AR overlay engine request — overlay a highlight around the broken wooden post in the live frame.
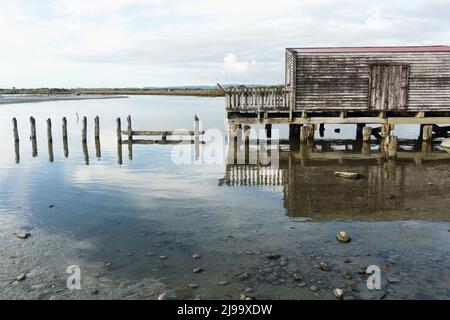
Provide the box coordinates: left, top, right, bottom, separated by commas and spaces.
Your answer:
127, 115, 133, 141
422, 125, 433, 142
381, 123, 391, 138
307, 124, 315, 140
82, 116, 87, 143
116, 118, 122, 144
194, 115, 200, 160
47, 119, 54, 162
47, 118, 53, 143
362, 126, 372, 142
388, 136, 398, 158
300, 125, 308, 143
12, 118, 19, 143
62, 117, 68, 158
30, 117, 36, 140
94, 116, 100, 140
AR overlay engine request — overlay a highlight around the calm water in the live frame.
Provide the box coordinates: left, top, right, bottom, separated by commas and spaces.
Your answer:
0, 95, 449, 300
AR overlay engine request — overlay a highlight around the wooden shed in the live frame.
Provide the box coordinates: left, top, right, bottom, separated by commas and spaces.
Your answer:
285, 46, 450, 112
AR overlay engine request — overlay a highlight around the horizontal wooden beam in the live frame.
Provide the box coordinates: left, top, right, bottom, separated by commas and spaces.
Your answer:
122, 130, 205, 136
122, 139, 205, 145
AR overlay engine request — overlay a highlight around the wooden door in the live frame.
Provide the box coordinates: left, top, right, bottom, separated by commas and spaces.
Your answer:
369, 65, 410, 111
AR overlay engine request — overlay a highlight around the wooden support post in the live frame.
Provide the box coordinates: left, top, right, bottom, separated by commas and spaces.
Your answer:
306, 125, 315, 140
194, 115, 200, 161
381, 123, 391, 138
116, 118, 122, 144
47, 119, 54, 162
422, 125, 433, 142
30, 117, 36, 140
300, 125, 308, 143
362, 126, 372, 142
82, 140, 89, 165
362, 142, 371, 156
127, 115, 133, 141
82, 116, 87, 143
94, 116, 100, 140
47, 118, 53, 143
243, 125, 251, 145
62, 117, 68, 158
12, 118, 19, 143
356, 123, 365, 140
388, 136, 398, 159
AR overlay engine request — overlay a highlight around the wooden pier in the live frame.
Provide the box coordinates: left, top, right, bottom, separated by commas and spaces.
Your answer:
223, 46, 450, 148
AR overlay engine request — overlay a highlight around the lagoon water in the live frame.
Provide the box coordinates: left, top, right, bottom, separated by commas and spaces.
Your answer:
0, 95, 449, 300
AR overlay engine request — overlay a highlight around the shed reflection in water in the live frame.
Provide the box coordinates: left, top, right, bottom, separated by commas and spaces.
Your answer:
221, 139, 450, 221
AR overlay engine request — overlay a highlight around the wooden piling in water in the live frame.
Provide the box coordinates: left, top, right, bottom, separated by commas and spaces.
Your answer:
94, 116, 100, 140
381, 123, 391, 138
300, 125, 308, 143
388, 136, 398, 158
362, 126, 372, 142
12, 118, 19, 143
82, 140, 89, 165
127, 115, 133, 141
194, 115, 200, 161
82, 116, 87, 143
422, 125, 433, 141
62, 117, 68, 158
47, 119, 54, 162
14, 142, 20, 164
116, 118, 122, 144
30, 117, 36, 140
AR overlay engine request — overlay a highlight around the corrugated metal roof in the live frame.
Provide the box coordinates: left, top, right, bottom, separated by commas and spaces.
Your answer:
291, 46, 450, 53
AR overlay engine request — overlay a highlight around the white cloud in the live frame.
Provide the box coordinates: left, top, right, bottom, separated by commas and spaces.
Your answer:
0, 0, 450, 87
223, 54, 256, 74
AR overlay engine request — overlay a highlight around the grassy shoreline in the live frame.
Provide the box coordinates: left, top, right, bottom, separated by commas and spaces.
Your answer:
0, 88, 225, 97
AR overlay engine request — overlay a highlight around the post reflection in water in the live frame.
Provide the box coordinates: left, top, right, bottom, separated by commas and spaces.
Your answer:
14, 142, 20, 164
82, 141, 89, 165
221, 139, 450, 221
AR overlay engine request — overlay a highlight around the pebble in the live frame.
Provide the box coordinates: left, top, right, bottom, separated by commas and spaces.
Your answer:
297, 282, 306, 288
310, 286, 319, 292
343, 271, 353, 280
279, 258, 288, 266
319, 262, 330, 272
218, 281, 228, 286
336, 231, 351, 243
238, 273, 249, 281
105, 263, 112, 267
17, 232, 31, 239
89, 288, 99, 295
293, 272, 302, 281
16, 273, 26, 282
159, 255, 168, 259
188, 283, 199, 289
344, 258, 352, 263
158, 292, 177, 300
192, 267, 202, 273
192, 254, 201, 260
333, 288, 344, 299
48, 205, 55, 208
244, 287, 254, 293
267, 254, 281, 260
388, 276, 401, 284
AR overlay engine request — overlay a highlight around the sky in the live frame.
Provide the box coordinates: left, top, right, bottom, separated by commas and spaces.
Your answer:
1, 0, 450, 88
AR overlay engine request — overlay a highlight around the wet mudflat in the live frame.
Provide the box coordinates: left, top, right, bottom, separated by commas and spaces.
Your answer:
0, 96, 449, 300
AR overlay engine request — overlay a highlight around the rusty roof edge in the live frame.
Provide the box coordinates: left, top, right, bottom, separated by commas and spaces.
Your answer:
287, 45, 450, 53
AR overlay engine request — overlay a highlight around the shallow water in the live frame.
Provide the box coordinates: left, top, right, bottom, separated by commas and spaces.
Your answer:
0, 95, 449, 300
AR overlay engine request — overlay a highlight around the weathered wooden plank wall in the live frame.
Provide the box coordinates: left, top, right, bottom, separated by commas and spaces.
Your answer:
292, 51, 450, 111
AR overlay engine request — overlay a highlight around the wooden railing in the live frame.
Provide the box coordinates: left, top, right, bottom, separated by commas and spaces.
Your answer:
225, 87, 292, 110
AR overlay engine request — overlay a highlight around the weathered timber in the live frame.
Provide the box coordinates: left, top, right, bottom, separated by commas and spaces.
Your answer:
127, 115, 132, 141
82, 116, 87, 143
422, 125, 433, 141
116, 118, 122, 144
30, 117, 36, 140
12, 118, 19, 143
47, 119, 54, 162
94, 116, 100, 140
62, 117, 68, 158
388, 136, 399, 158
363, 127, 372, 142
